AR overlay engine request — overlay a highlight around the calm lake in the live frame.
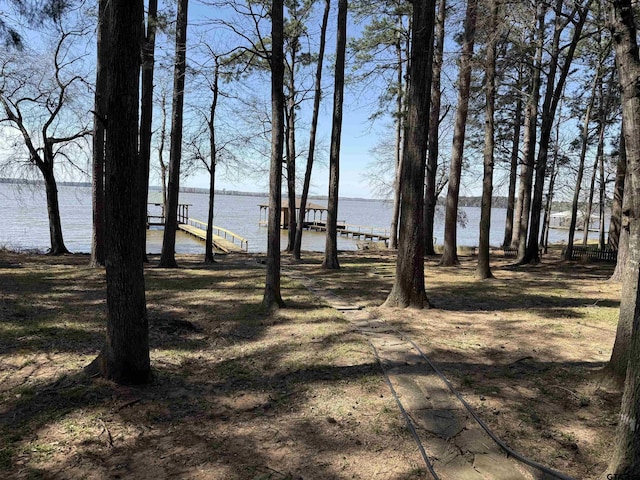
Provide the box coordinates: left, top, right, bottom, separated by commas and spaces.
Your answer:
0, 183, 598, 254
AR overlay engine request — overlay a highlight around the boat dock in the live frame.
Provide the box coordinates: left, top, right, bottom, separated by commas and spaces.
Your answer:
306, 221, 390, 245
257, 218, 390, 247
178, 218, 248, 253
147, 202, 248, 254
258, 199, 389, 246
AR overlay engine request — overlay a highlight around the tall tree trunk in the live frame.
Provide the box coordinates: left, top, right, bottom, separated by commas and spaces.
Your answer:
513, 3, 545, 253
611, 162, 630, 281
139, 0, 158, 262
609, 151, 632, 370
502, 68, 523, 248
439, 0, 477, 267
42, 165, 69, 255
511, 14, 547, 249
285, 47, 297, 252
90, 0, 108, 267
476, 0, 499, 280
564, 71, 599, 261
542, 100, 564, 254
86, 0, 150, 385
583, 131, 602, 245
205, 60, 220, 264
262, 0, 285, 309
158, 93, 168, 217
424, 0, 446, 255
285, 109, 296, 252
159, 0, 189, 268
523, 0, 591, 264
609, 129, 626, 250
384, 0, 435, 308
541, 146, 559, 254
604, 1, 640, 474
605, 142, 638, 372
293, 0, 330, 260
389, 17, 405, 251
322, 0, 347, 270
599, 129, 606, 250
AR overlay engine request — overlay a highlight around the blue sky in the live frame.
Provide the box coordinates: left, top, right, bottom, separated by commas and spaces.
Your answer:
176, 1, 399, 200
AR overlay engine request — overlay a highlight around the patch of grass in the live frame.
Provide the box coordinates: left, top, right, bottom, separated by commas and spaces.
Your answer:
460, 374, 475, 387
14, 385, 37, 398
0, 445, 14, 470
475, 384, 500, 396
29, 442, 57, 458
214, 358, 258, 382
405, 465, 428, 478
358, 373, 383, 393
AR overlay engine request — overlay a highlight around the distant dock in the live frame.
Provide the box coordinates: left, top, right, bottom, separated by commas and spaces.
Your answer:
306, 221, 390, 245
258, 199, 390, 246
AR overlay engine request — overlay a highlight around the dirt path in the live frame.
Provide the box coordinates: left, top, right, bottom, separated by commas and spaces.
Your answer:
285, 268, 575, 480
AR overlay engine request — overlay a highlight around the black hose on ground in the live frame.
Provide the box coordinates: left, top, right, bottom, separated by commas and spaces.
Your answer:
368, 340, 440, 480
401, 333, 577, 480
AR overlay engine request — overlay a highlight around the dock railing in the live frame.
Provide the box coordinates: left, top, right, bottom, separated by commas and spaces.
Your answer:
188, 218, 249, 252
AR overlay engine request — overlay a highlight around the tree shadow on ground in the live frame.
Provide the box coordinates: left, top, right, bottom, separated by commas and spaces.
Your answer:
0, 250, 621, 479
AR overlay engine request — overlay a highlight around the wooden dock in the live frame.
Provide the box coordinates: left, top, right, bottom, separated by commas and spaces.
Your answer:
256, 199, 390, 246
257, 219, 391, 246
306, 221, 390, 245
146, 202, 248, 254
178, 218, 248, 253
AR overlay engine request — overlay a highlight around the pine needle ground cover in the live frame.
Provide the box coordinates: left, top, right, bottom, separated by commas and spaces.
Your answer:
0, 249, 621, 479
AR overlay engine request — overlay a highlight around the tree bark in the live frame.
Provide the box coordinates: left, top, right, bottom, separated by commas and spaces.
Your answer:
160, 0, 189, 268
42, 165, 68, 255
609, 129, 626, 250
383, 0, 435, 309
513, 4, 545, 253
139, 0, 158, 262
439, 0, 477, 267
476, 0, 499, 280
294, 0, 330, 260
608, 219, 635, 383
604, 0, 640, 474
158, 93, 168, 216
86, 0, 151, 385
285, 52, 297, 252
502, 69, 522, 248
598, 119, 606, 250
262, 0, 285, 309
322, 0, 347, 270
541, 146, 559, 253
612, 145, 630, 282
389, 16, 405, 251
582, 129, 602, 246
90, 0, 108, 267
424, 0, 446, 256
608, 144, 632, 368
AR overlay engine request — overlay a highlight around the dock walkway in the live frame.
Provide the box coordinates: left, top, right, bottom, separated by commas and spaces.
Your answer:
306, 221, 390, 245
178, 218, 248, 253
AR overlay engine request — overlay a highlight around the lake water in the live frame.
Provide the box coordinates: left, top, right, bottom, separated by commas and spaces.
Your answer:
0, 183, 599, 254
